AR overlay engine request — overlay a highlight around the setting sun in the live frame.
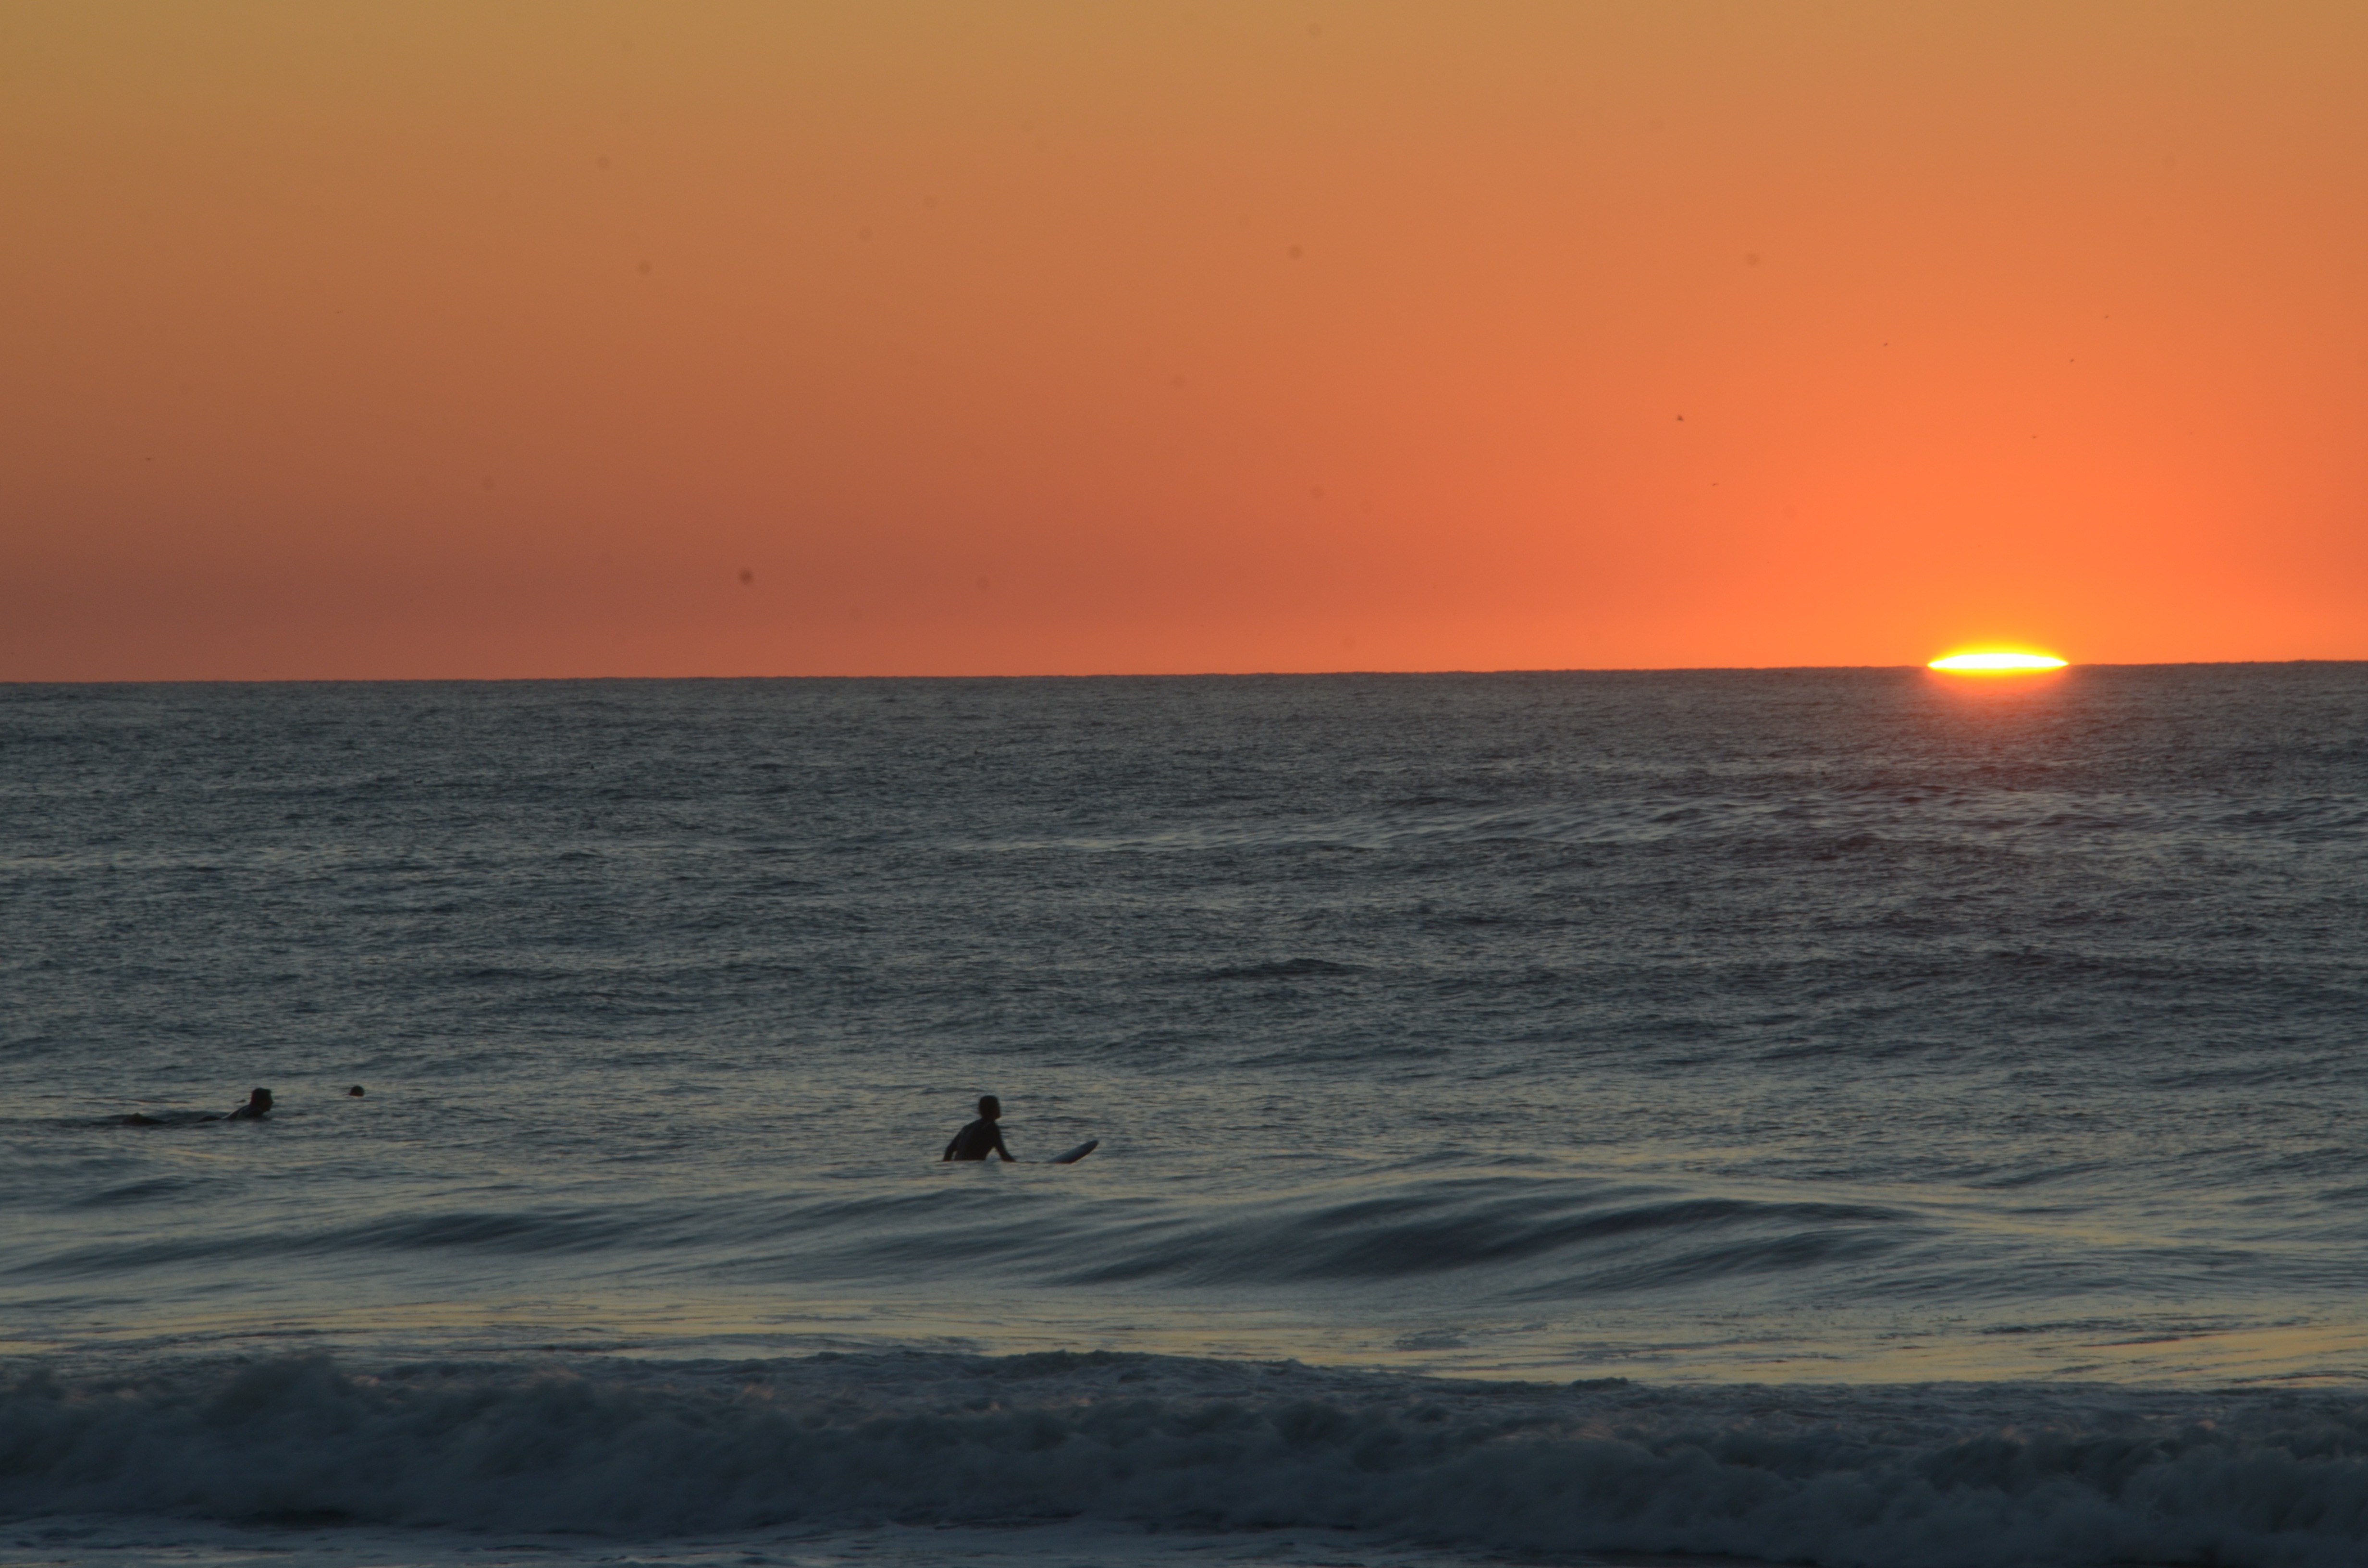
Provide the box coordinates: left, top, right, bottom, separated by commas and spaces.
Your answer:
1927, 652, 2071, 673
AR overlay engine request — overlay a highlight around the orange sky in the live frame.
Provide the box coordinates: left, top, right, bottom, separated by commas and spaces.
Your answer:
5, 1, 2365, 678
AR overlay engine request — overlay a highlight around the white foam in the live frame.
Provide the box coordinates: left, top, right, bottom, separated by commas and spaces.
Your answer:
5, 1351, 2366, 1568
0, 1514, 1549, 1568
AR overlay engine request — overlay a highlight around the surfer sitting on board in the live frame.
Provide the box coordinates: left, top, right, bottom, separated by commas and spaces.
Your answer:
942, 1095, 1015, 1162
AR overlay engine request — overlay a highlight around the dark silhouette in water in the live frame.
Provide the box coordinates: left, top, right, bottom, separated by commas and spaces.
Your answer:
121, 1087, 273, 1126
942, 1095, 1014, 1162
347, 1085, 365, 1097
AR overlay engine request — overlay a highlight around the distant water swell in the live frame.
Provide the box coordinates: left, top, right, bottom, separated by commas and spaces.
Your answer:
4, 1172, 1949, 1301
4, 1352, 2366, 1568
17, 1164, 2341, 1323
962, 787, 2368, 857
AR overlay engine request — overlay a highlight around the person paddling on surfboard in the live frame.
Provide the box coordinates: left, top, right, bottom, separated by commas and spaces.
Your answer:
942, 1095, 1015, 1162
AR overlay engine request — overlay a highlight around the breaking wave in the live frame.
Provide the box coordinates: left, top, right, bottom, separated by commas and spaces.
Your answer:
5, 1351, 2367, 1568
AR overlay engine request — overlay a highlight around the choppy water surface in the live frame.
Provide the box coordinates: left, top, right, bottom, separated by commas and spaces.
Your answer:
5, 667, 2367, 1567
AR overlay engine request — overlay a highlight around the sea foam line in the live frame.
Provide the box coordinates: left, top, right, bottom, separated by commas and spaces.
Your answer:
3, 1351, 2366, 1568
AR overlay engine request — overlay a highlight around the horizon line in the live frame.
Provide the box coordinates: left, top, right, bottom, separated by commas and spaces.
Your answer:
5, 658, 2361, 687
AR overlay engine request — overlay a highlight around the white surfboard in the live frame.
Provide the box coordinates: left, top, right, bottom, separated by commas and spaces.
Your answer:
1048, 1139, 1099, 1165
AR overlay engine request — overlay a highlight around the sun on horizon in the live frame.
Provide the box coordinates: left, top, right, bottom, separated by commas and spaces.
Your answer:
1927, 651, 2070, 673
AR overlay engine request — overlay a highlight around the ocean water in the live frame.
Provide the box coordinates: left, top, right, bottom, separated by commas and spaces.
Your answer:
4, 666, 2367, 1568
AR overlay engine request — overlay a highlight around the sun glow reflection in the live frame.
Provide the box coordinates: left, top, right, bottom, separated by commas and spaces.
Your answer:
1927, 651, 2068, 674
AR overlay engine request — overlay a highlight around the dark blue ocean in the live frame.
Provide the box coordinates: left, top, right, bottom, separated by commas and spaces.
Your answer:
5, 667, 2367, 1568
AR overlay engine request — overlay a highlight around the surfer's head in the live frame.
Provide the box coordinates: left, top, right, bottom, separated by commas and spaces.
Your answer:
977, 1095, 1001, 1120
248, 1089, 273, 1112
347, 1085, 365, 1097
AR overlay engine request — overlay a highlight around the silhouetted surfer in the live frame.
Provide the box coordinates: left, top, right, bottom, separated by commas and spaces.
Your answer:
942, 1095, 1014, 1162
121, 1087, 273, 1126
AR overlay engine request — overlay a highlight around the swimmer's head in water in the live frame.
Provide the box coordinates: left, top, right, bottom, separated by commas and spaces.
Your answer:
977, 1095, 1001, 1119
248, 1089, 272, 1112
347, 1085, 364, 1097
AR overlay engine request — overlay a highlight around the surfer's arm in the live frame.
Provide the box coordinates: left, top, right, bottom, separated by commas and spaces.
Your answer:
992, 1127, 1014, 1162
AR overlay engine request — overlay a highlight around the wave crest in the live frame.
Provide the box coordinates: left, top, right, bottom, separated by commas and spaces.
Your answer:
5, 1352, 2367, 1567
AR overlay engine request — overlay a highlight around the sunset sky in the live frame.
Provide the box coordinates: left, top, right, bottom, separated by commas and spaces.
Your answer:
5, 1, 2364, 679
